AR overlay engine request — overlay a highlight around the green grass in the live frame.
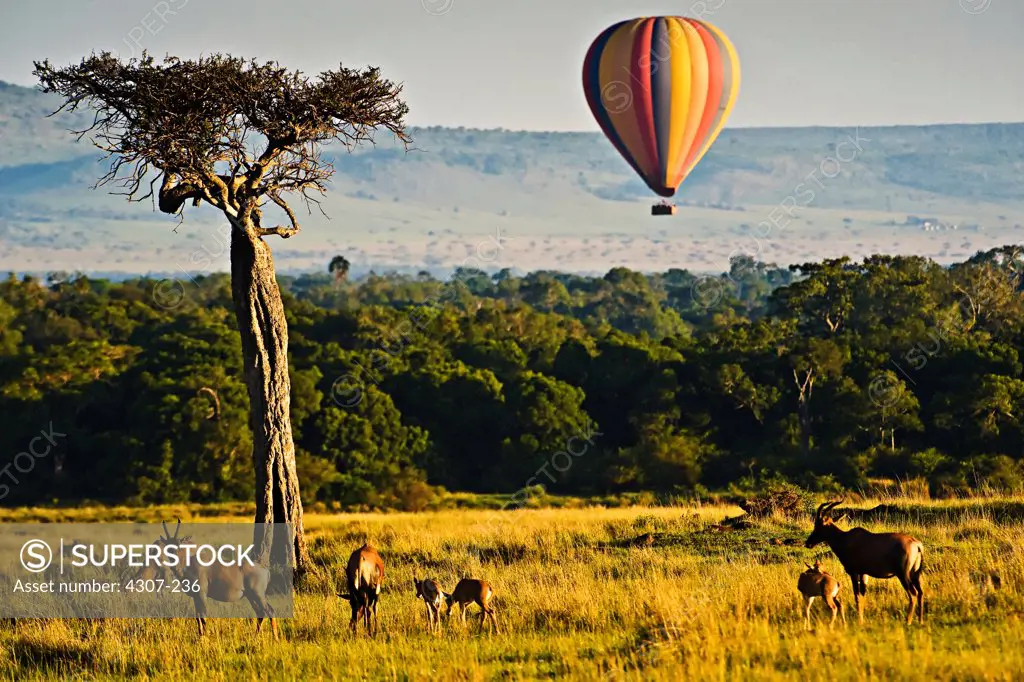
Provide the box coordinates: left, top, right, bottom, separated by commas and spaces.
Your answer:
2, 499, 1023, 680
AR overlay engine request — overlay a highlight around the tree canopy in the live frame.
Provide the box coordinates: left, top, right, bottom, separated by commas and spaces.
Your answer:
33, 52, 409, 234
3, 247, 1024, 509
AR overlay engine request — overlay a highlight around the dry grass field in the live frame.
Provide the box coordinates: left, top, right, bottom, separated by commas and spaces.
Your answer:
1, 497, 1023, 680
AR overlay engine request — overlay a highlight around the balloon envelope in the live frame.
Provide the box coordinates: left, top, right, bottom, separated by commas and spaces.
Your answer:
582, 17, 741, 198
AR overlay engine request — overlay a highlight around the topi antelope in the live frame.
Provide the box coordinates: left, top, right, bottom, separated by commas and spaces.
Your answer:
338, 544, 384, 636
158, 519, 279, 640
445, 578, 499, 633
413, 577, 445, 633
805, 500, 924, 624
797, 561, 845, 630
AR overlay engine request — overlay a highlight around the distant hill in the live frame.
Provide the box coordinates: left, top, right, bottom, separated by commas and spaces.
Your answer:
1, 80, 1023, 277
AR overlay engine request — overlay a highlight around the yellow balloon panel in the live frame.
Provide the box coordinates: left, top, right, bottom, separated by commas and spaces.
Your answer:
583, 17, 741, 198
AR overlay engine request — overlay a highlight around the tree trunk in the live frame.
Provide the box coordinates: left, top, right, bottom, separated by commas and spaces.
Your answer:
798, 397, 811, 463
230, 227, 311, 582
794, 369, 814, 465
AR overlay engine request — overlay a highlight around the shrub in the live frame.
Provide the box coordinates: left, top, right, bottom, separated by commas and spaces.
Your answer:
738, 481, 814, 518
931, 455, 1024, 497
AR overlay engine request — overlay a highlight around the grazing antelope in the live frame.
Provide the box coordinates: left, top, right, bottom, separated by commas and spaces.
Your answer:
338, 544, 384, 636
445, 578, 498, 633
158, 520, 279, 640
125, 551, 176, 584
805, 500, 924, 624
413, 577, 445, 633
798, 561, 845, 630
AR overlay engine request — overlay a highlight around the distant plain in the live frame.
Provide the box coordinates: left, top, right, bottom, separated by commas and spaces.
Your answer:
1, 81, 1023, 278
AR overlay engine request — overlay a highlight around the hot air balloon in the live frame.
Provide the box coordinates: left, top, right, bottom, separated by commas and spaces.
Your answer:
582, 17, 741, 216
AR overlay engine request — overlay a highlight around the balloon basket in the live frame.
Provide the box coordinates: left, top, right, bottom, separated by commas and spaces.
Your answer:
651, 203, 677, 216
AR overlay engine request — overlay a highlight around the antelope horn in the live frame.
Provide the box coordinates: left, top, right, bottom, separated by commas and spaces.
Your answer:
821, 499, 844, 518
174, 518, 182, 540
162, 521, 171, 541
814, 502, 831, 520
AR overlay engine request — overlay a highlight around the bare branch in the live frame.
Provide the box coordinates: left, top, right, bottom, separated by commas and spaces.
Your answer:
256, 192, 301, 238
257, 225, 301, 239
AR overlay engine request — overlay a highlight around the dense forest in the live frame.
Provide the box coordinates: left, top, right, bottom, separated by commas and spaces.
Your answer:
2, 246, 1024, 509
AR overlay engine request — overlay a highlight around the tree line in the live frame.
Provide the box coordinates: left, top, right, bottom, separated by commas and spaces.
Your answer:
2, 246, 1023, 509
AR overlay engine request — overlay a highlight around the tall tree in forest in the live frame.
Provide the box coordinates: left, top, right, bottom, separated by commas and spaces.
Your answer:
329, 255, 351, 285
33, 52, 409, 580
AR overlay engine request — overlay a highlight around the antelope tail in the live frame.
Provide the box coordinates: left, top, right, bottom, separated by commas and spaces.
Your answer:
908, 543, 924, 575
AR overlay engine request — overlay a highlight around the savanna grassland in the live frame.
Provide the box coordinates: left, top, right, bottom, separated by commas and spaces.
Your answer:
1, 498, 1022, 681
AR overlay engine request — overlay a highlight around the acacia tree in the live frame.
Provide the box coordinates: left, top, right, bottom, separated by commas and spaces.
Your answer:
328, 255, 351, 284
33, 52, 409, 579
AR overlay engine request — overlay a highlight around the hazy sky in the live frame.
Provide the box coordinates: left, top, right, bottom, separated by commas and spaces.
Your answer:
1, 0, 1022, 130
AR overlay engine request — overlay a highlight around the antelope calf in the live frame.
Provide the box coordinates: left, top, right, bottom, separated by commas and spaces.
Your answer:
158, 520, 279, 640
805, 500, 924, 624
798, 561, 845, 630
445, 578, 498, 633
413, 577, 444, 633
338, 544, 384, 636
